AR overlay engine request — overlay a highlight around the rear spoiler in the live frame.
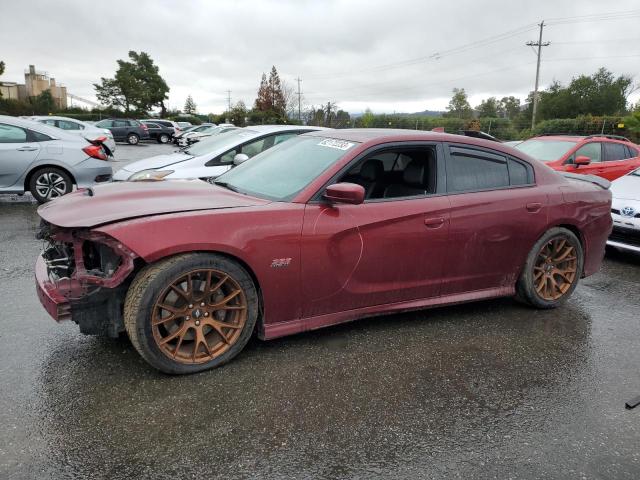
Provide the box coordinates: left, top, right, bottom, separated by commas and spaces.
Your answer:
561, 172, 610, 190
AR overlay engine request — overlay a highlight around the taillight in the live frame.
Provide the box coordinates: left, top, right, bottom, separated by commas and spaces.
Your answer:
83, 144, 107, 160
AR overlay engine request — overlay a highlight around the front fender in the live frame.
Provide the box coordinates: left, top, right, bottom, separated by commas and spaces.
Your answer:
94, 205, 306, 325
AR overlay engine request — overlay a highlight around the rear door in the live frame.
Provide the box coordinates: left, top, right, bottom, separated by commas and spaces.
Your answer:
0, 123, 41, 189
441, 144, 546, 295
111, 120, 128, 140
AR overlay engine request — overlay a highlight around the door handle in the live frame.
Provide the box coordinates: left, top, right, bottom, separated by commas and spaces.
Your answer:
526, 202, 542, 213
16, 146, 38, 152
424, 217, 445, 228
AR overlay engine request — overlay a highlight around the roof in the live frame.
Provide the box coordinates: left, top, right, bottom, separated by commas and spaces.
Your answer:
244, 125, 329, 133
304, 128, 441, 142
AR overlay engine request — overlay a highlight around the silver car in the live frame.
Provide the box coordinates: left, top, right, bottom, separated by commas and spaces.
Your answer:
608, 167, 640, 254
0, 116, 113, 203
29, 115, 117, 155
177, 125, 238, 147
114, 125, 327, 182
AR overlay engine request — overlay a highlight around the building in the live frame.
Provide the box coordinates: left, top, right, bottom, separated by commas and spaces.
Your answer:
0, 65, 67, 109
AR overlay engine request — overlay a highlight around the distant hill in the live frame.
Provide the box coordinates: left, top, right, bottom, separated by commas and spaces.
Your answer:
405, 110, 445, 117
349, 110, 445, 118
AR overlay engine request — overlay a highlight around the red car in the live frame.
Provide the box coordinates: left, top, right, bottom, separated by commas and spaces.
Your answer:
515, 134, 640, 181
36, 130, 612, 374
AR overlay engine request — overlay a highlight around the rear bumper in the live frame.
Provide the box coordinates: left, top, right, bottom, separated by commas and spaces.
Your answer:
35, 255, 70, 321
74, 160, 113, 189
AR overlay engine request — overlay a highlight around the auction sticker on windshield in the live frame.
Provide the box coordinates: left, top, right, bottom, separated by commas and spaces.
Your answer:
317, 138, 355, 150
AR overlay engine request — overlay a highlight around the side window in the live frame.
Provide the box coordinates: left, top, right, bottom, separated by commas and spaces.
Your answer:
507, 158, 533, 186
29, 130, 53, 142
603, 142, 628, 161
337, 146, 437, 200
574, 142, 602, 163
96, 120, 112, 128
241, 135, 275, 158
218, 149, 238, 164
446, 148, 509, 192
57, 120, 82, 130
113, 120, 127, 128
0, 123, 28, 143
628, 146, 639, 158
42, 119, 57, 126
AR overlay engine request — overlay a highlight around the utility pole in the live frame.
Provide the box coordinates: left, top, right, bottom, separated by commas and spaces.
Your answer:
527, 21, 550, 130
226, 90, 232, 112
296, 77, 302, 122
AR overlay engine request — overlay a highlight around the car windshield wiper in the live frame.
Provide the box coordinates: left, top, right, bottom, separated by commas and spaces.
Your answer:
213, 180, 241, 193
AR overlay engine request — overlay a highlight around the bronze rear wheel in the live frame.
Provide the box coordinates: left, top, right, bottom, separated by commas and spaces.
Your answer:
516, 227, 584, 309
152, 269, 248, 364
533, 237, 578, 301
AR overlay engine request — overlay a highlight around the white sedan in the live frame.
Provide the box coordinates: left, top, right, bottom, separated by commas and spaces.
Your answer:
29, 115, 116, 155
114, 125, 327, 182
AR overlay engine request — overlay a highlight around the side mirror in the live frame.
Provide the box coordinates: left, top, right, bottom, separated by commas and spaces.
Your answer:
323, 183, 365, 205
233, 153, 250, 165
574, 155, 591, 166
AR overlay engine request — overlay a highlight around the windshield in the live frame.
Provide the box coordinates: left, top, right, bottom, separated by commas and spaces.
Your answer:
214, 136, 358, 201
184, 129, 258, 156
515, 139, 577, 162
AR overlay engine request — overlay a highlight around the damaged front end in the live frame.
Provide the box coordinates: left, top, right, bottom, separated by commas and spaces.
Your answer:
35, 222, 137, 337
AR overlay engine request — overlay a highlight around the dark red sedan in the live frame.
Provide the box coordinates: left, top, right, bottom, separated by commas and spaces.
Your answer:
36, 129, 612, 374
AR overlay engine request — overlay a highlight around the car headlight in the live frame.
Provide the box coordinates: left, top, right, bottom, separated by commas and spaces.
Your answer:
127, 169, 175, 182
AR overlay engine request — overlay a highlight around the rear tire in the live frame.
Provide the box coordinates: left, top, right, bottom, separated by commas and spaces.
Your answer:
29, 167, 73, 204
127, 133, 140, 145
124, 253, 258, 374
516, 227, 584, 309
158, 133, 170, 144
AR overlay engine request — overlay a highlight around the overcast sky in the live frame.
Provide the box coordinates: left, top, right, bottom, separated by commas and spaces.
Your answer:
2, 0, 639, 114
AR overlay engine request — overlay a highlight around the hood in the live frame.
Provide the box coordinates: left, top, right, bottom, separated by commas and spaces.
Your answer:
611, 173, 640, 200
121, 152, 193, 173
38, 180, 270, 228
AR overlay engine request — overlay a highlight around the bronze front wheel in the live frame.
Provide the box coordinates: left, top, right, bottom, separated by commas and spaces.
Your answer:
125, 254, 258, 374
516, 227, 584, 309
152, 269, 248, 364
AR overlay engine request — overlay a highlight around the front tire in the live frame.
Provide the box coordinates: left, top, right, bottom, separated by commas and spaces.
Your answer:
127, 133, 140, 145
29, 167, 73, 203
124, 253, 258, 374
516, 227, 584, 309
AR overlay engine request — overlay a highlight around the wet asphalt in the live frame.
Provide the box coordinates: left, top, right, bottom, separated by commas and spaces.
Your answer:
1, 144, 639, 479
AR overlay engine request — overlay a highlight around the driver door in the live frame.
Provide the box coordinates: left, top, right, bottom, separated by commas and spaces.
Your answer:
300, 143, 450, 318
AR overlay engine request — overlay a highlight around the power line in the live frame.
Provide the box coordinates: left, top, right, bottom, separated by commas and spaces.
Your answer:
527, 21, 550, 129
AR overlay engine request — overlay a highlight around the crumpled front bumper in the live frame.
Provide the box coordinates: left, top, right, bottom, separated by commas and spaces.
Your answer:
35, 255, 71, 321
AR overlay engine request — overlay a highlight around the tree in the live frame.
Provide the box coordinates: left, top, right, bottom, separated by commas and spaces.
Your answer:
228, 100, 248, 126
499, 96, 521, 119
538, 68, 632, 120
476, 97, 499, 118
359, 108, 376, 128
30, 90, 55, 113
94, 51, 169, 114
184, 95, 197, 114
446, 88, 472, 119
253, 66, 287, 117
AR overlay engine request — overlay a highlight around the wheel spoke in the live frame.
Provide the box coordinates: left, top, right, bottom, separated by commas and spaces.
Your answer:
159, 324, 188, 345
170, 284, 190, 301
211, 289, 241, 308
210, 274, 228, 294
